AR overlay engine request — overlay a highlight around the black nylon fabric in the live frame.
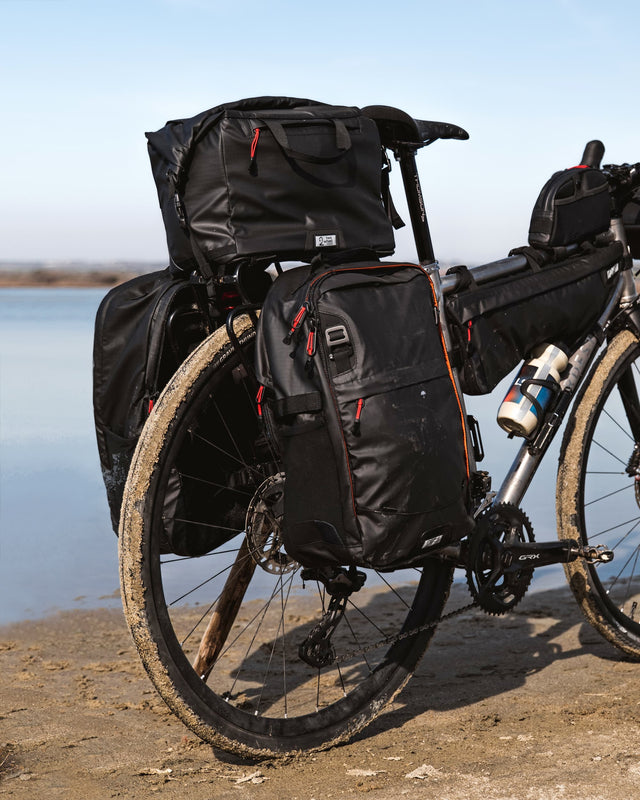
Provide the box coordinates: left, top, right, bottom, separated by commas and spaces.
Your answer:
92, 270, 212, 551
623, 194, 640, 258
146, 97, 395, 272
255, 261, 473, 570
446, 242, 623, 395
528, 167, 610, 248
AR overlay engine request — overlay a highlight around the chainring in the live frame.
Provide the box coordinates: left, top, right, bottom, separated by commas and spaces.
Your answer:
245, 472, 296, 574
466, 502, 535, 615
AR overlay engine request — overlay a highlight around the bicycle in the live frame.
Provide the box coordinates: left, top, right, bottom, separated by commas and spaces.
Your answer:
118, 106, 640, 757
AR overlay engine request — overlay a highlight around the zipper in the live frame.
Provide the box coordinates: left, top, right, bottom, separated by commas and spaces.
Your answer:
249, 127, 260, 175
256, 384, 265, 418
283, 301, 309, 345
352, 398, 364, 436
304, 323, 317, 374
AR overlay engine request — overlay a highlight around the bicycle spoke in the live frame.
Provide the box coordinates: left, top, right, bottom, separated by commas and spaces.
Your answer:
180, 472, 253, 496
591, 438, 629, 468
602, 407, 636, 442
191, 430, 265, 480
584, 483, 634, 507
168, 544, 253, 606
375, 571, 414, 608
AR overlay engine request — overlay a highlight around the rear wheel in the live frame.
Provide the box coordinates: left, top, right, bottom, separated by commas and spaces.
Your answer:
557, 328, 640, 658
119, 316, 454, 756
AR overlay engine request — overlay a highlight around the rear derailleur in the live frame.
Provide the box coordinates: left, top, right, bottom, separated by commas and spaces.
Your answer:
466, 502, 614, 615
298, 566, 366, 668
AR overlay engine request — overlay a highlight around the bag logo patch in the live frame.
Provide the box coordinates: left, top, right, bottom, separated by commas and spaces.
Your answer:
315, 234, 338, 248
606, 262, 620, 281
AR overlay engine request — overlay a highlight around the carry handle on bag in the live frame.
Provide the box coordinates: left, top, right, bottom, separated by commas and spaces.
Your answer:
261, 118, 352, 163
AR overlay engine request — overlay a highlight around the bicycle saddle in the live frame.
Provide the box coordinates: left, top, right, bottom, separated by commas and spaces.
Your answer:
362, 105, 469, 148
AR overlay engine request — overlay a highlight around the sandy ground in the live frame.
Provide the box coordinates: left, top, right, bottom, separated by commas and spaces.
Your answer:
2, 583, 640, 800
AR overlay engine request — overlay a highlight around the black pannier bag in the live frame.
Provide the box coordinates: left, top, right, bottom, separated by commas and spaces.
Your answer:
146, 97, 396, 273
528, 166, 611, 248
623, 191, 640, 257
446, 242, 624, 395
255, 261, 474, 570
93, 269, 214, 553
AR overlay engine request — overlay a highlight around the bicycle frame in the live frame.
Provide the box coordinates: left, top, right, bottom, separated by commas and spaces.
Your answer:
394, 141, 640, 517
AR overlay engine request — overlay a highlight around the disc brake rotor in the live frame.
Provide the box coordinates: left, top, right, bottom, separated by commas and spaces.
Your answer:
245, 472, 296, 574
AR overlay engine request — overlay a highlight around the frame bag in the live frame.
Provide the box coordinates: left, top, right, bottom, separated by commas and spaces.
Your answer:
446, 242, 623, 395
146, 97, 397, 274
623, 191, 640, 257
255, 261, 474, 570
93, 269, 214, 554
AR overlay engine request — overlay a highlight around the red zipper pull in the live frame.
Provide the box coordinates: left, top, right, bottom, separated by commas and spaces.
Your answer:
353, 398, 364, 436
256, 384, 265, 418
306, 329, 316, 357
283, 302, 309, 345
249, 127, 260, 174
304, 328, 317, 375
467, 320, 473, 343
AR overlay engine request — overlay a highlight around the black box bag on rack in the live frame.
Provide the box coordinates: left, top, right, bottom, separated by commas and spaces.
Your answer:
146, 97, 398, 274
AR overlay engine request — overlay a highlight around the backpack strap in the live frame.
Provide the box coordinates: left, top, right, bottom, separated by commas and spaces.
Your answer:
274, 392, 323, 417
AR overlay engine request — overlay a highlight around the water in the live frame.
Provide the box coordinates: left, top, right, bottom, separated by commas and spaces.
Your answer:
0, 288, 564, 625
0, 288, 119, 624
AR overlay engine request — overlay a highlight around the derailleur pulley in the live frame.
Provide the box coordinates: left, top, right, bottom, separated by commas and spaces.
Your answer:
298, 566, 366, 668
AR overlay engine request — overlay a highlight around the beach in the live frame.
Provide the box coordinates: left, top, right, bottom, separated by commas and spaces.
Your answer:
2, 285, 638, 800
2, 583, 640, 800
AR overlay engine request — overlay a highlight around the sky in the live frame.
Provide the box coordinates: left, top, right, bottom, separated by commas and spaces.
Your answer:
2, 0, 639, 266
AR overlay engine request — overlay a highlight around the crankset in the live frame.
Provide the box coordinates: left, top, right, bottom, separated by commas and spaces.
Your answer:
466, 502, 614, 615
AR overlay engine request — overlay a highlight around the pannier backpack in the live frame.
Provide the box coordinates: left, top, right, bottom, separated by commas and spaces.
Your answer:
255, 260, 474, 570
93, 268, 214, 554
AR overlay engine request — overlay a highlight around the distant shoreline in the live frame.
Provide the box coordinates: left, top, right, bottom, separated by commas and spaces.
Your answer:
0, 268, 162, 288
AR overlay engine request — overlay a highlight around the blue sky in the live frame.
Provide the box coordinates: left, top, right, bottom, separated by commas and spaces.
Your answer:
2, 0, 639, 264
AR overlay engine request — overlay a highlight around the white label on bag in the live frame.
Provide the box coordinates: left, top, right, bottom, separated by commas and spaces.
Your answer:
315, 234, 337, 247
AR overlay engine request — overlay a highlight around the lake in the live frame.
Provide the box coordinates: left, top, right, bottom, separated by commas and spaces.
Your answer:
0, 287, 564, 625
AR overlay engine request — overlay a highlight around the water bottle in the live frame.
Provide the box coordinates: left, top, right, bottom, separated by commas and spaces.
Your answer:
497, 343, 568, 437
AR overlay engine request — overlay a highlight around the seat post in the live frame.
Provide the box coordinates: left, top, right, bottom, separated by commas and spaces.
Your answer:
396, 144, 435, 265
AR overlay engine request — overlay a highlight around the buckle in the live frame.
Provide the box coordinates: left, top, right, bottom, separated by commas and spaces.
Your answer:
325, 325, 350, 349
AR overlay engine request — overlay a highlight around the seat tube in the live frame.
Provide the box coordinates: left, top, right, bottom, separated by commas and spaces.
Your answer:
397, 145, 435, 265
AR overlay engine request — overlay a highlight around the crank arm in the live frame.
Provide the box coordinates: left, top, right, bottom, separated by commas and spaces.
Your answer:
502, 539, 614, 572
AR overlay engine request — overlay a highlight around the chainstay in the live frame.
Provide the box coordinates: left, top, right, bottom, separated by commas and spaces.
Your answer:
334, 600, 479, 664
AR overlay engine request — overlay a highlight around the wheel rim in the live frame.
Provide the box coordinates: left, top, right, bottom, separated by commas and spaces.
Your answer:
137, 339, 451, 747
577, 341, 640, 638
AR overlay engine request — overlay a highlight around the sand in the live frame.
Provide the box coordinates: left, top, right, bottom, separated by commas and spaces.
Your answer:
2, 582, 640, 800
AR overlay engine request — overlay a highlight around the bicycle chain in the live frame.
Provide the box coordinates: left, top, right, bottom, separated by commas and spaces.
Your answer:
333, 600, 480, 665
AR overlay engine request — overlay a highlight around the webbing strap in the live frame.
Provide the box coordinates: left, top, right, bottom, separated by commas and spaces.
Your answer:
274, 392, 322, 417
